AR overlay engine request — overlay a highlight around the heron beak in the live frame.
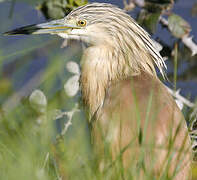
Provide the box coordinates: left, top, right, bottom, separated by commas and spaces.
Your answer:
3, 19, 80, 36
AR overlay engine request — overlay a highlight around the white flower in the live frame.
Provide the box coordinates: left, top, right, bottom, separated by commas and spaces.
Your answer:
66, 61, 80, 75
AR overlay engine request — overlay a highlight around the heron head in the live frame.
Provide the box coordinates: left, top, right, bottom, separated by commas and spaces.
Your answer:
3, 3, 133, 46
4, 3, 166, 78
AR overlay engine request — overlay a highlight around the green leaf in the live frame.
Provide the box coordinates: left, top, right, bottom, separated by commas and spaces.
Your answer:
40, 0, 88, 19
168, 13, 191, 38
74, 0, 88, 6
40, 1, 66, 19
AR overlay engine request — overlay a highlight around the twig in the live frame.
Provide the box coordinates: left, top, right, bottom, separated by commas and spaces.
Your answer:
123, 0, 144, 11
55, 103, 80, 137
125, 0, 144, 8
159, 16, 169, 26
182, 35, 197, 56
166, 86, 195, 108
131, 0, 145, 7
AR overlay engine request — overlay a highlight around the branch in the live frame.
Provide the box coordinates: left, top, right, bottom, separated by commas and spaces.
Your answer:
55, 103, 80, 138
182, 35, 197, 56
123, 0, 197, 56
123, 0, 144, 10
165, 86, 195, 108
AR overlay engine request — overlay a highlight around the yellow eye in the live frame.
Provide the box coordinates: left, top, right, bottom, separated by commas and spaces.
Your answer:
77, 20, 87, 27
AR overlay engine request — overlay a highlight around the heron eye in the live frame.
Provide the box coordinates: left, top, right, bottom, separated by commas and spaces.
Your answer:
77, 20, 87, 27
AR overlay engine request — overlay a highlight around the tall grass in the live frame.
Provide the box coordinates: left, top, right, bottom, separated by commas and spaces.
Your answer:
0, 43, 191, 180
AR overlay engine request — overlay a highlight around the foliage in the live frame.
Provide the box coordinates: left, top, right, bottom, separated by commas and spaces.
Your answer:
39, 0, 88, 19
168, 13, 191, 38
138, 10, 161, 33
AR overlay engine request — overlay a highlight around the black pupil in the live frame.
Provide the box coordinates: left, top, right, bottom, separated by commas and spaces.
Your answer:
80, 21, 84, 25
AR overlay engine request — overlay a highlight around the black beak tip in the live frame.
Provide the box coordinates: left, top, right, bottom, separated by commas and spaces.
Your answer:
2, 30, 25, 36
2, 31, 14, 36
2, 24, 39, 36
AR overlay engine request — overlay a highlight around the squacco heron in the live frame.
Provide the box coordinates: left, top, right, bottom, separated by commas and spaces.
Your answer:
4, 3, 191, 179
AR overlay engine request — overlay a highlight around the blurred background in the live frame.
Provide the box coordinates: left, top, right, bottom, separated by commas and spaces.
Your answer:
0, 0, 197, 179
